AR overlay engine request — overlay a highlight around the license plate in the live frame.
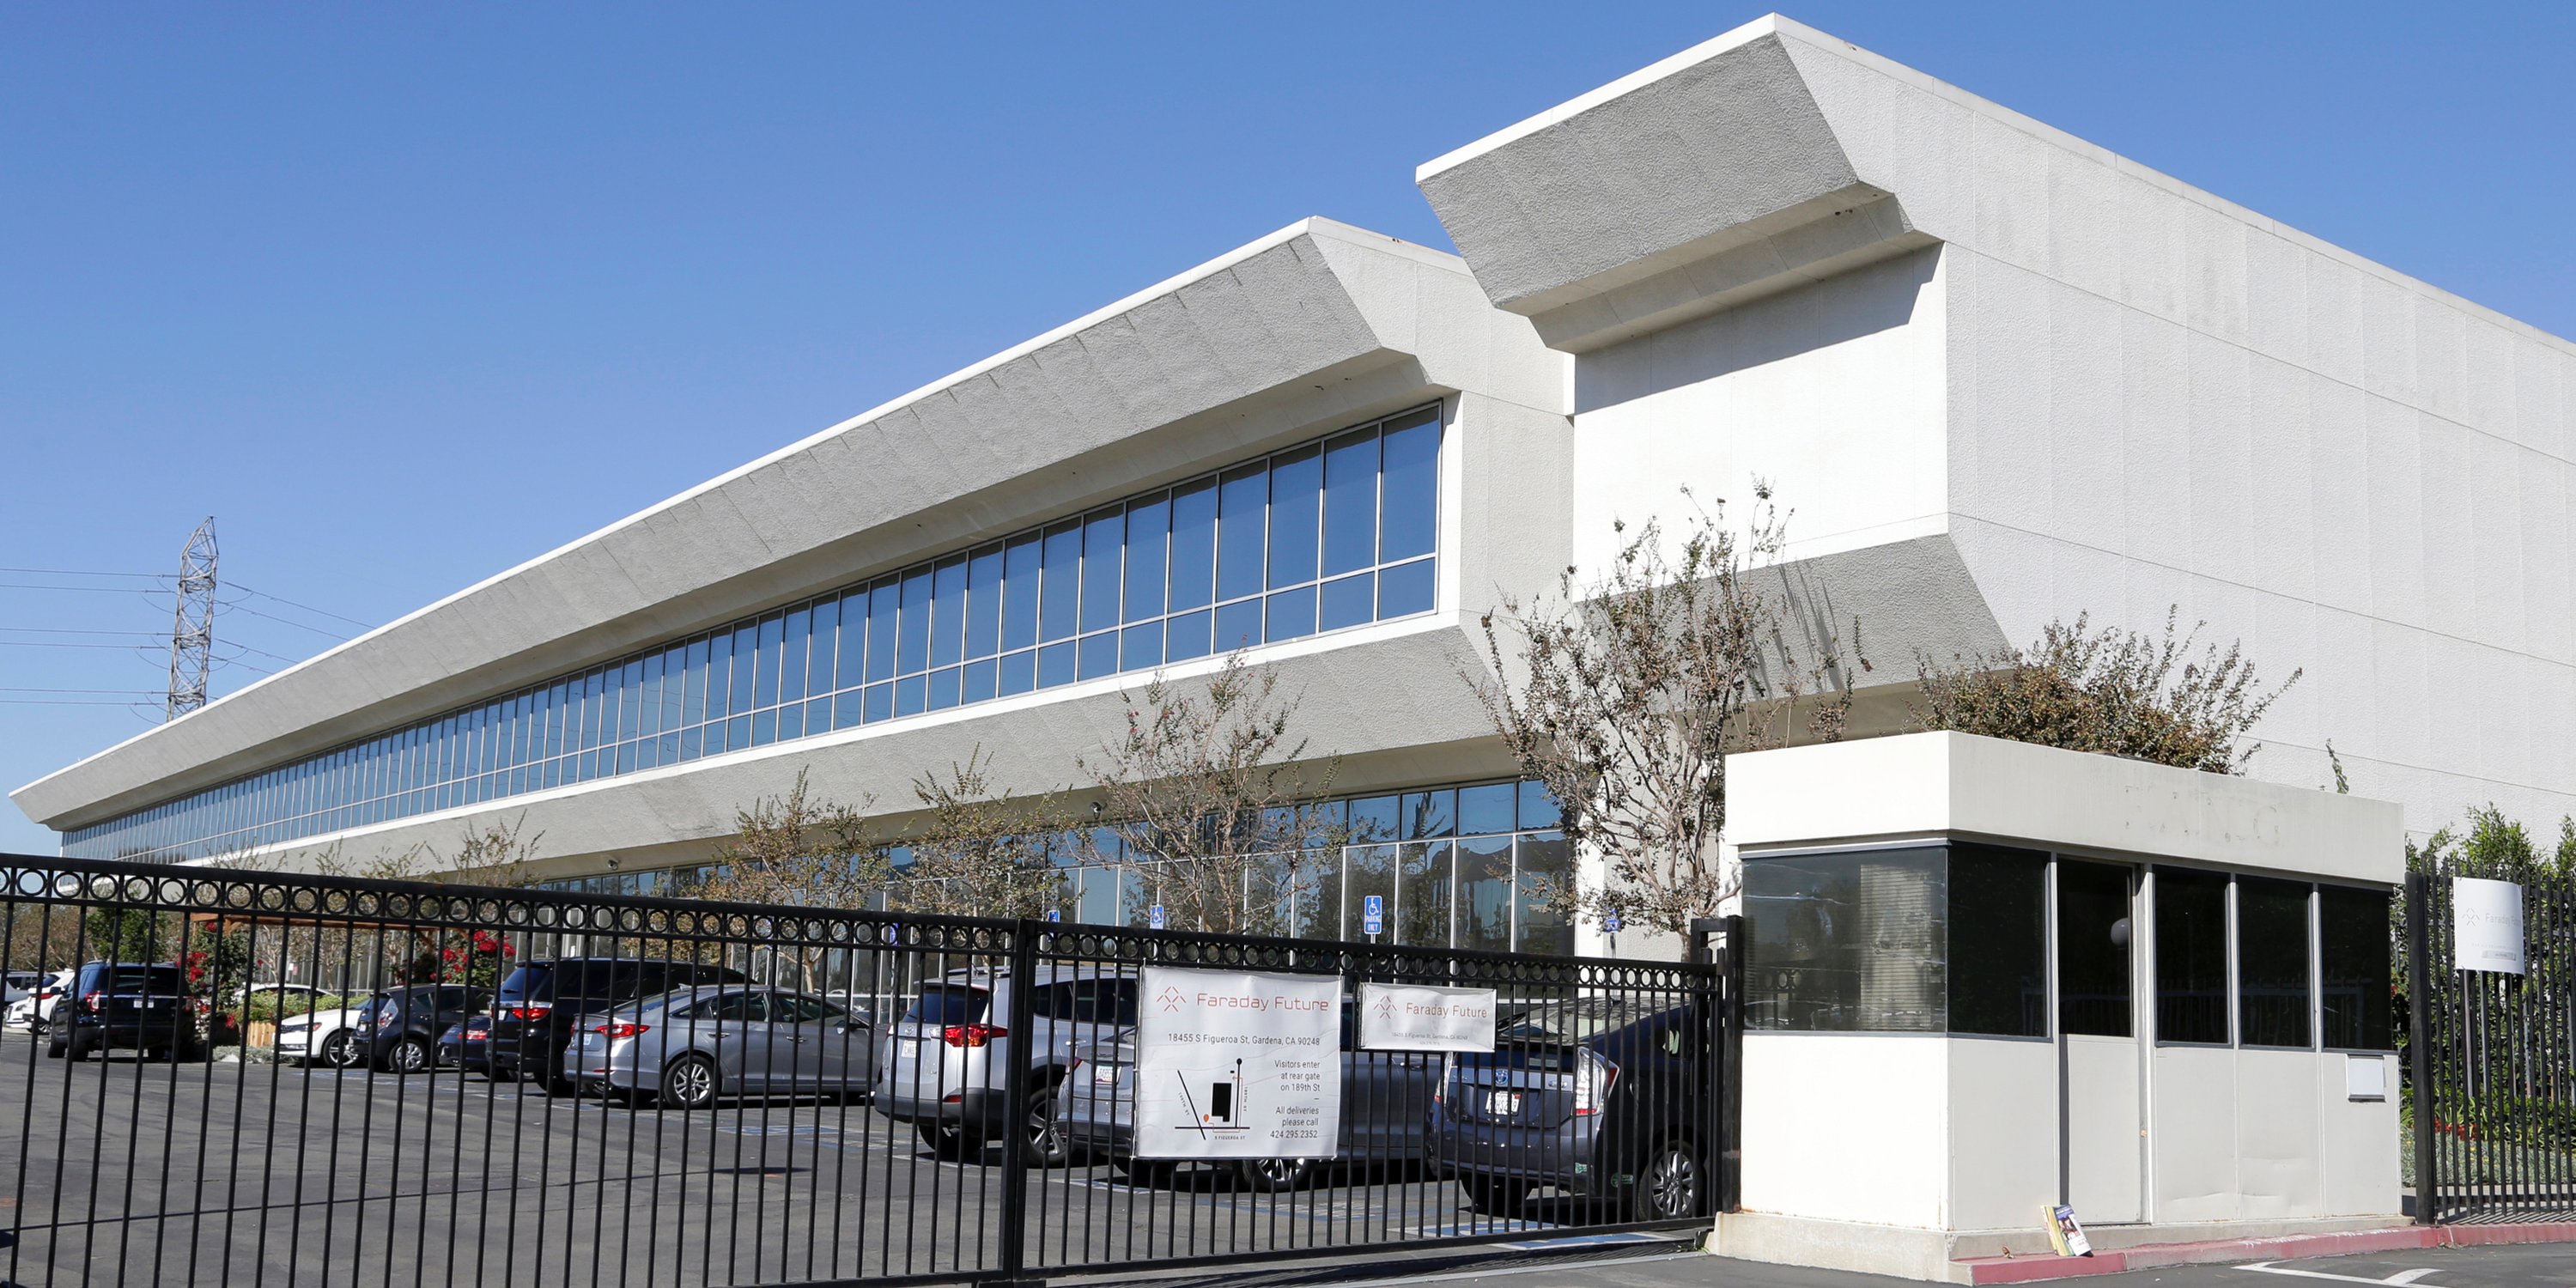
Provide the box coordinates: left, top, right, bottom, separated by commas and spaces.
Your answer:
1485, 1089, 1522, 1117
897, 1038, 920, 1059
1091, 1061, 1122, 1084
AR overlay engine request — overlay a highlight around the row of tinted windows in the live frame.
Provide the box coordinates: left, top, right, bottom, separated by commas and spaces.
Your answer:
1742, 846, 2393, 1051
68, 406, 1444, 864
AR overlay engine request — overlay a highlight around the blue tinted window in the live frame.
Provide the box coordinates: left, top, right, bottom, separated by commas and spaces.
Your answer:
1458, 783, 1515, 835
755, 616, 783, 709
927, 667, 960, 711
1321, 428, 1378, 576
779, 607, 810, 705
1124, 492, 1168, 622
1379, 558, 1434, 617
1036, 640, 1076, 689
727, 625, 758, 715
1080, 507, 1123, 635
702, 635, 732, 723
866, 580, 898, 683
1165, 609, 1212, 663
1267, 445, 1321, 588
1039, 520, 1080, 642
1214, 599, 1261, 654
1318, 572, 1373, 633
1001, 534, 1041, 652
962, 658, 997, 704
1516, 781, 1562, 829
1215, 463, 1266, 602
930, 556, 967, 667
1078, 631, 1119, 680
964, 544, 1004, 660
997, 649, 1035, 696
1121, 623, 1163, 671
832, 592, 866, 690
897, 569, 932, 676
1265, 586, 1315, 642
1168, 477, 1216, 611
1380, 410, 1438, 561
808, 599, 839, 697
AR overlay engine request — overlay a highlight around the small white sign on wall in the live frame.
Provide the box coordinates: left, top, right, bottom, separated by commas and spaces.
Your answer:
2344, 1054, 2388, 1102
2452, 878, 2525, 975
1358, 982, 1498, 1053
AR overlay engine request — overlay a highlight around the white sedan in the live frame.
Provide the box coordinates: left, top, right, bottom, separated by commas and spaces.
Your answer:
274, 1004, 369, 1067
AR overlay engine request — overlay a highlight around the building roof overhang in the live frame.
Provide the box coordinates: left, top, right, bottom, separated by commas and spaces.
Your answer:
15, 219, 1554, 834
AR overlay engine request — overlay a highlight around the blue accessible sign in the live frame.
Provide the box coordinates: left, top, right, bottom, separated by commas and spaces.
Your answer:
1362, 894, 1385, 936
1603, 909, 1624, 934
1149, 904, 1167, 931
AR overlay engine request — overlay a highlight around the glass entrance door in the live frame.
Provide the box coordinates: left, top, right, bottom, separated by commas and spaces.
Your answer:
2057, 860, 2143, 1223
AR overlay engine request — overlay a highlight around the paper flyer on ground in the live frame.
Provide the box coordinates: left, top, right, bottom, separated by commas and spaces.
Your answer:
1133, 967, 1342, 1160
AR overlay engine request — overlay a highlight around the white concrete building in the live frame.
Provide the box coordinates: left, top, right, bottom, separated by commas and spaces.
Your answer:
16, 14, 2573, 906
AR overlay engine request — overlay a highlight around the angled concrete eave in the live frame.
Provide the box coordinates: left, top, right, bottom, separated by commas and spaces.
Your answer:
14, 218, 1522, 835
1416, 15, 1937, 353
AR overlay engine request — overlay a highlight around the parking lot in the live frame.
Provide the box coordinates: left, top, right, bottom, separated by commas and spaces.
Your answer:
0, 1037, 1631, 1288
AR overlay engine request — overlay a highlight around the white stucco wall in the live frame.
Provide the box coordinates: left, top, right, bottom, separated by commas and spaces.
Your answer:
1741, 1033, 1951, 1229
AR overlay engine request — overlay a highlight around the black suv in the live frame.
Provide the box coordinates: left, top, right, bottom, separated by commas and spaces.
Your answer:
46, 962, 197, 1062
489, 958, 744, 1093
355, 984, 492, 1074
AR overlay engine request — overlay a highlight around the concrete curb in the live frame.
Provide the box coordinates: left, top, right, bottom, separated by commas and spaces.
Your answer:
1957, 1223, 2576, 1283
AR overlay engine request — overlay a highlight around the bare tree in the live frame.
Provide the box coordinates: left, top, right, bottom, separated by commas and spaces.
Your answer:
695, 769, 890, 992
1079, 651, 1354, 934
1911, 609, 2299, 775
894, 750, 1073, 920
1469, 486, 1856, 938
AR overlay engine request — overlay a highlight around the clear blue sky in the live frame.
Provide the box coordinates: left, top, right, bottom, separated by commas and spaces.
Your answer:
5, 3, 2572, 854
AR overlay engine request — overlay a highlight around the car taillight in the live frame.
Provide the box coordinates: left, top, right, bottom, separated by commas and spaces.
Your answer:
941, 1023, 1006, 1048
1573, 1049, 1619, 1118
82, 991, 106, 1012
1432, 1054, 1453, 1104
465, 1029, 489, 1042
594, 1022, 648, 1040
507, 1005, 550, 1022
375, 1010, 398, 1028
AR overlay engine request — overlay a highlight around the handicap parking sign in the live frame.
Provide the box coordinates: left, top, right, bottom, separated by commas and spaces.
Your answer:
1362, 894, 1384, 936
1603, 908, 1624, 934
1149, 904, 1166, 931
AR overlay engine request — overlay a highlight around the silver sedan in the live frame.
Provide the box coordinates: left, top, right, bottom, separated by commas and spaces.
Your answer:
569, 985, 877, 1110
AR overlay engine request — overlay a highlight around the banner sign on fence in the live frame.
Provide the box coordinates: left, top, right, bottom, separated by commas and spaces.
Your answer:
1133, 967, 1341, 1160
2453, 877, 2526, 975
1358, 981, 1498, 1053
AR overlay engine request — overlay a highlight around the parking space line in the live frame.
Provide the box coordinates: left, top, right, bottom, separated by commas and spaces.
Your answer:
2237, 1262, 2445, 1285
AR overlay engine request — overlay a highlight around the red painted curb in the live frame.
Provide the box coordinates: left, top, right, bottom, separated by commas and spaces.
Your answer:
1959, 1222, 2576, 1283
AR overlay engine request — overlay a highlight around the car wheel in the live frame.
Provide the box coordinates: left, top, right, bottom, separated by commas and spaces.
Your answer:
1236, 1157, 1317, 1192
319, 1030, 361, 1069
384, 1036, 431, 1075
1632, 1139, 1700, 1221
44, 1041, 64, 1060
1461, 1175, 1529, 1215
659, 1055, 720, 1110
1110, 1154, 1175, 1187
916, 1121, 980, 1160
1022, 1079, 1068, 1168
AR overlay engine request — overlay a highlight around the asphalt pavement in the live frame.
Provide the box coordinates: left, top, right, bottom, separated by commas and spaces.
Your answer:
1318, 1242, 2576, 1288
0, 1035, 1679, 1288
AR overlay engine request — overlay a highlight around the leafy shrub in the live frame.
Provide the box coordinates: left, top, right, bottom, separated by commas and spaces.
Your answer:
1912, 608, 2297, 774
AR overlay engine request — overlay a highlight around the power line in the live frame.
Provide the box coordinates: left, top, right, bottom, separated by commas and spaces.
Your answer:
0, 627, 165, 637
226, 580, 373, 630
0, 582, 164, 595
0, 567, 171, 580
216, 599, 347, 641
0, 697, 160, 707
0, 640, 162, 651
0, 687, 167, 696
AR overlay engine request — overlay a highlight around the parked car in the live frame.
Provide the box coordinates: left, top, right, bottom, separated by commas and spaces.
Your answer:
437, 1015, 493, 1074
3, 969, 75, 1031
275, 1002, 369, 1068
352, 985, 491, 1073
1058, 1001, 1443, 1189
568, 984, 877, 1109
234, 981, 326, 1005
874, 965, 1137, 1163
1424, 996, 1707, 1221
46, 962, 199, 1061
489, 957, 746, 1094
3, 969, 47, 1006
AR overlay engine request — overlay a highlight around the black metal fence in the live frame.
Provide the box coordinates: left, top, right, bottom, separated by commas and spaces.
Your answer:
0, 854, 1734, 1286
2405, 866, 2576, 1223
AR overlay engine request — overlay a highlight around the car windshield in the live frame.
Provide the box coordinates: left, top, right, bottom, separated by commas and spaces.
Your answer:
1495, 997, 1645, 1044
82, 965, 179, 994
495, 965, 552, 1005
903, 984, 989, 1026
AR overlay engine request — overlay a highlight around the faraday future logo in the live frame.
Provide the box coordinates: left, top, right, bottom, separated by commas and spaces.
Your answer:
1372, 994, 1396, 1020
1157, 986, 1187, 1012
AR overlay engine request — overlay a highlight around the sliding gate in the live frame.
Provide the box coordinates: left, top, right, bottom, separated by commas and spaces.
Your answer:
0, 854, 1735, 1286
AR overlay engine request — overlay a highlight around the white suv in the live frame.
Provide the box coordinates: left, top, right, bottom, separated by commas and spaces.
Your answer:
872, 965, 1136, 1164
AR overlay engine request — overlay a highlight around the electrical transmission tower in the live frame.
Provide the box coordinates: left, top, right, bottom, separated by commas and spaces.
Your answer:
166, 517, 218, 720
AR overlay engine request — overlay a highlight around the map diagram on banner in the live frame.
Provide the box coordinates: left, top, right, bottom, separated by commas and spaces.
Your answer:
1133, 967, 1341, 1160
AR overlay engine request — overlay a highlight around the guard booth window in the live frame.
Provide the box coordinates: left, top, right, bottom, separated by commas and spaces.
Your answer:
2318, 885, 2394, 1050
2237, 876, 2314, 1048
2154, 868, 2231, 1043
1741, 844, 2048, 1036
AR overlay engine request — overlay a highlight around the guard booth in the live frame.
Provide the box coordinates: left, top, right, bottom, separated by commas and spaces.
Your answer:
1712, 732, 2405, 1281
